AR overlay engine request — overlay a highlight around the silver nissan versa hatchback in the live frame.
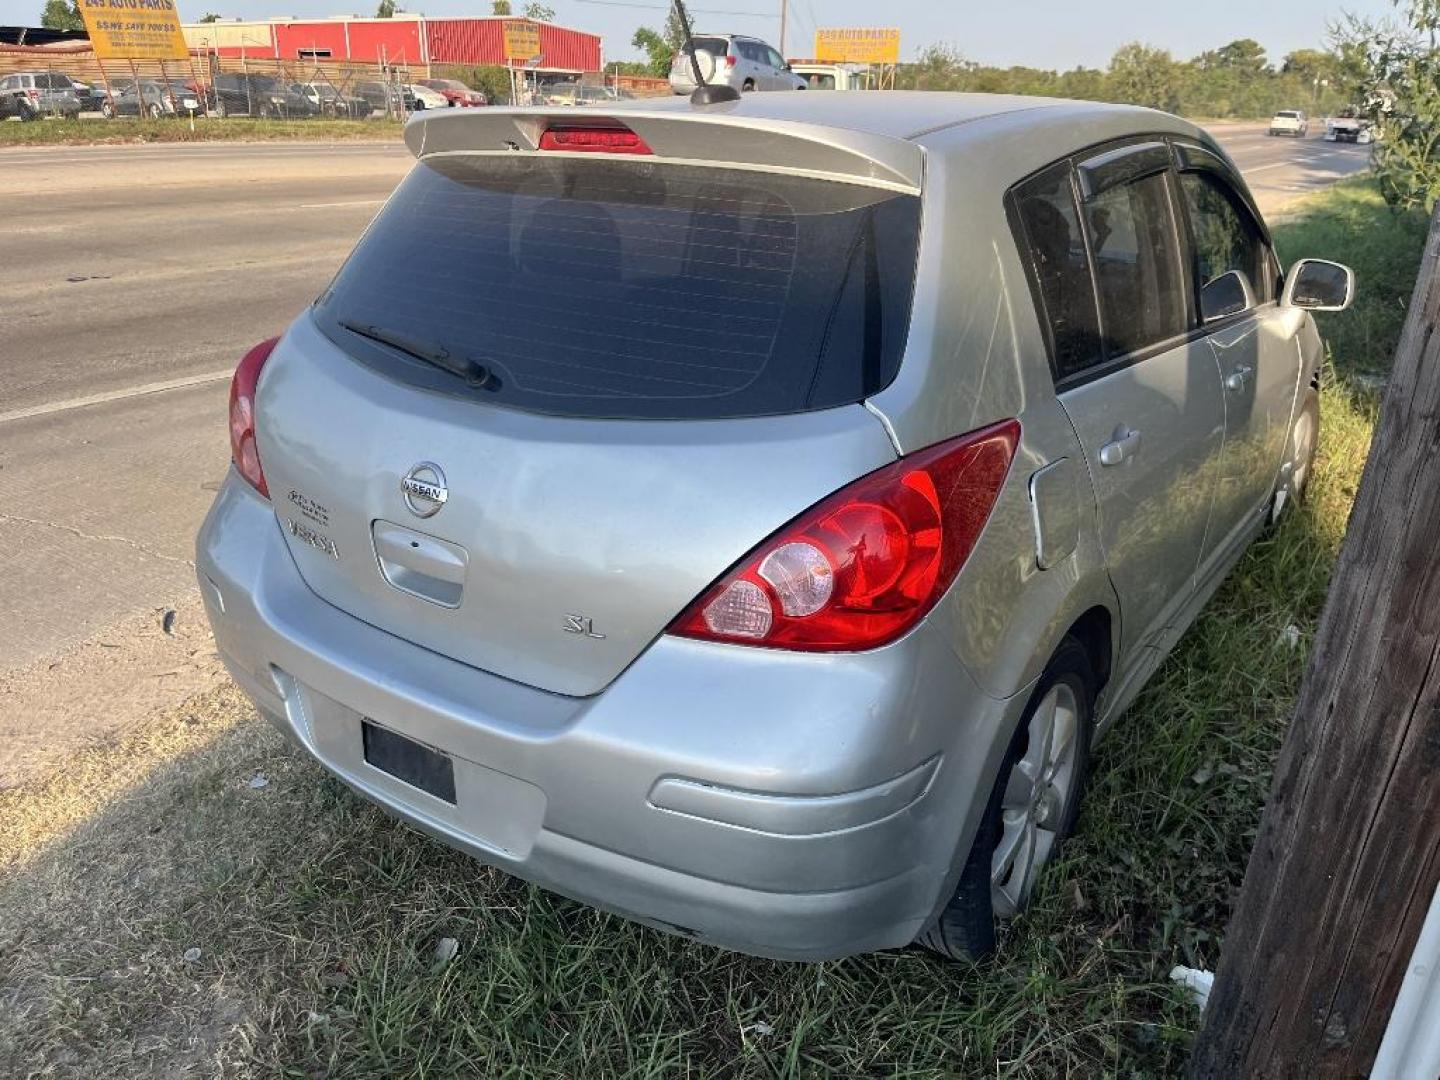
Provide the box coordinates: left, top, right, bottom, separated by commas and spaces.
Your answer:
197, 92, 1355, 961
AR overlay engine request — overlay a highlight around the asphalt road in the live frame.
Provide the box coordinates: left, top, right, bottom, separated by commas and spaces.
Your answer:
0, 126, 1370, 685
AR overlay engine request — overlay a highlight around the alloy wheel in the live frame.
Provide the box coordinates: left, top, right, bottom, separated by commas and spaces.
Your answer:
991, 681, 1081, 917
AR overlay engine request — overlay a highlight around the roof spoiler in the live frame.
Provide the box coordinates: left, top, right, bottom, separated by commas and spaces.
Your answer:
404, 107, 924, 193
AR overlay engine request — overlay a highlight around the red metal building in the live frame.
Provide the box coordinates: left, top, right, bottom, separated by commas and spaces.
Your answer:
181, 15, 601, 75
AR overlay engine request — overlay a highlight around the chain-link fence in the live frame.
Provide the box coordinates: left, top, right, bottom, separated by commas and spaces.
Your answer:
0, 45, 672, 125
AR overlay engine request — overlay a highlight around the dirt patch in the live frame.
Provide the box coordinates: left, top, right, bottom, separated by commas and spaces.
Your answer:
0, 590, 227, 790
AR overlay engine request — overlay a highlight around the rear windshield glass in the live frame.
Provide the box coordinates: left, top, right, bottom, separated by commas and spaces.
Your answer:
315, 156, 921, 421
681, 37, 729, 56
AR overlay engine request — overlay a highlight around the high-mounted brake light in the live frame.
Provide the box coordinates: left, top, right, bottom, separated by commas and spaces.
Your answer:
229, 337, 278, 498
669, 420, 1021, 652
538, 125, 653, 155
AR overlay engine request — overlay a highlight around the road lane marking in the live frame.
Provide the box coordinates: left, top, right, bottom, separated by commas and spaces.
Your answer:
1241, 162, 1291, 174
297, 199, 387, 209
0, 370, 231, 425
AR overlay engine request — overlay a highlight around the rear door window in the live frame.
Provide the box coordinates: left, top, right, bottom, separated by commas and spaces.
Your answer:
1083, 170, 1188, 358
1013, 163, 1104, 381
316, 156, 921, 420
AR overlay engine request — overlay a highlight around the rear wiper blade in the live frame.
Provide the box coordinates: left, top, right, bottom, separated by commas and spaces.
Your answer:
339, 320, 496, 388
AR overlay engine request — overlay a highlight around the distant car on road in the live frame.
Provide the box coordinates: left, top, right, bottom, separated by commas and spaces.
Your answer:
405, 83, 449, 110
418, 79, 487, 107
669, 33, 806, 94
0, 71, 80, 120
1325, 107, 1372, 144
293, 81, 373, 119
541, 83, 635, 106
1268, 109, 1309, 137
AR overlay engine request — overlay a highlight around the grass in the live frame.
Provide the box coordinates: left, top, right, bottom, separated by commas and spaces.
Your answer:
0, 177, 1426, 1077
0, 116, 405, 146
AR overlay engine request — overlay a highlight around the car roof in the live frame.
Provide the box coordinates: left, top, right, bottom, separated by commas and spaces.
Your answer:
609, 90, 1189, 144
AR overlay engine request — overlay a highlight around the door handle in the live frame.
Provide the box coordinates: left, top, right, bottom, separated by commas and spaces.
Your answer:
1225, 364, 1254, 392
1099, 427, 1141, 467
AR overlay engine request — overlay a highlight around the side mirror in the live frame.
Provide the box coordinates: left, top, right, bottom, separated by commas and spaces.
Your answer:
1283, 259, 1355, 312
1200, 269, 1255, 321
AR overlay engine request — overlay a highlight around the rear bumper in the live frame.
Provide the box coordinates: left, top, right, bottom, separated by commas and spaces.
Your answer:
196, 472, 1028, 960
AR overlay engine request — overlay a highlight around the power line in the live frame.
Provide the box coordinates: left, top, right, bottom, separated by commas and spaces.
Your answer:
570, 0, 778, 16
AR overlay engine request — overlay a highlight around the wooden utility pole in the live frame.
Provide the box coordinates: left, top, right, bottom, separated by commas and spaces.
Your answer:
1190, 209, 1440, 1075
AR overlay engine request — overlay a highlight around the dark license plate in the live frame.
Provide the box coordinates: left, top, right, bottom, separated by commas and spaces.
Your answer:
362, 721, 457, 804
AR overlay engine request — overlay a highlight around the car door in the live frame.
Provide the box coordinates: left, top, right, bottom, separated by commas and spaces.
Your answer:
763, 45, 789, 88
1014, 146, 1227, 658
1172, 145, 1301, 570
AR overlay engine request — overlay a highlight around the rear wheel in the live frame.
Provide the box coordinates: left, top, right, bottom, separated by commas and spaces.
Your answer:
148, 102, 163, 119
742, 79, 755, 92
919, 637, 1095, 960
101, 100, 114, 119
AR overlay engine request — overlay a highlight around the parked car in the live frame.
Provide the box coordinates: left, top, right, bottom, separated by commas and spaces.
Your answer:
418, 78, 486, 107
405, 83, 449, 110
293, 81, 373, 118
790, 61, 871, 90
101, 79, 205, 119
213, 73, 317, 118
53, 74, 104, 111
0, 72, 80, 120
1269, 109, 1309, 136
1325, 106, 1372, 144
198, 92, 1353, 963
669, 33, 806, 93
354, 79, 413, 115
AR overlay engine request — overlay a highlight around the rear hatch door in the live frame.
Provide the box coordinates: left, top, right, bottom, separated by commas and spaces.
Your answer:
255, 116, 924, 697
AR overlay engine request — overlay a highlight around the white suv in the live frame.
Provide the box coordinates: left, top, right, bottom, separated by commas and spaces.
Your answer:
669, 34, 806, 94
1269, 109, 1309, 137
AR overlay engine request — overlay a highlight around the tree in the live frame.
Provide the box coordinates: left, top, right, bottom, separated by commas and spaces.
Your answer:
1106, 43, 1181, 111
375, 0, 396, 15
198, 11, 222, 20
39, 0, 82, 30
1282, 47, 1334, 82
632, 26, 673, 78
522, 2, 554, 20
1212, 37, 1269, 75
491, 0, 512, 14
1336, 0, 1440, 209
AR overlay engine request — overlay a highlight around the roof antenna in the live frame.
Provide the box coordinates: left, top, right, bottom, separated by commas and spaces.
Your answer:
673, 0, 740, 105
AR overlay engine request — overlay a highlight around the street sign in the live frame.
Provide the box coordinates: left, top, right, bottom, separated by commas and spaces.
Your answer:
77, 0, 189, 61
503, 19, 541, 63
813, 27, 900, 66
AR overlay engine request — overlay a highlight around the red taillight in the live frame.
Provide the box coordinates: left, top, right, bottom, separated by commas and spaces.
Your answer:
229, 337, 278, 498
669, 420, 1021, 652
538, 125, 653, 155
725, 54, 737, 67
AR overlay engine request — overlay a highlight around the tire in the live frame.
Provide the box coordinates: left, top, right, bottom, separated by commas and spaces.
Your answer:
1271, 388, 1320, 523
919, 637, 1096, 961
148, 103, 162, 120
215, 98, 227, 118
742, 79, 755, 92
101, 101, 114, 119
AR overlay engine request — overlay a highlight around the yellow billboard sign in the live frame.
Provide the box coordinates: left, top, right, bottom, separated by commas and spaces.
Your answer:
503, 19, 541, 62
77, 0, 188, 61
813, 27, 900, 65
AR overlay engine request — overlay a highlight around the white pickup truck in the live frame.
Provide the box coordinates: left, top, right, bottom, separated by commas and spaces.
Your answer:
1325, 107, 1372, 144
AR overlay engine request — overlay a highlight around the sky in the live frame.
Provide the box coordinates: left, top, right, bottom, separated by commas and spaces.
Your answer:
0, 0, 1401, 68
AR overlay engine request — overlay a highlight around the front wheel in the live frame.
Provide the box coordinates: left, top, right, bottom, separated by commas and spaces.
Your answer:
148, 102, 163, 119
1272, 388, 1320, 523
101, 101, 114, 119
919, 637, 1095, 960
